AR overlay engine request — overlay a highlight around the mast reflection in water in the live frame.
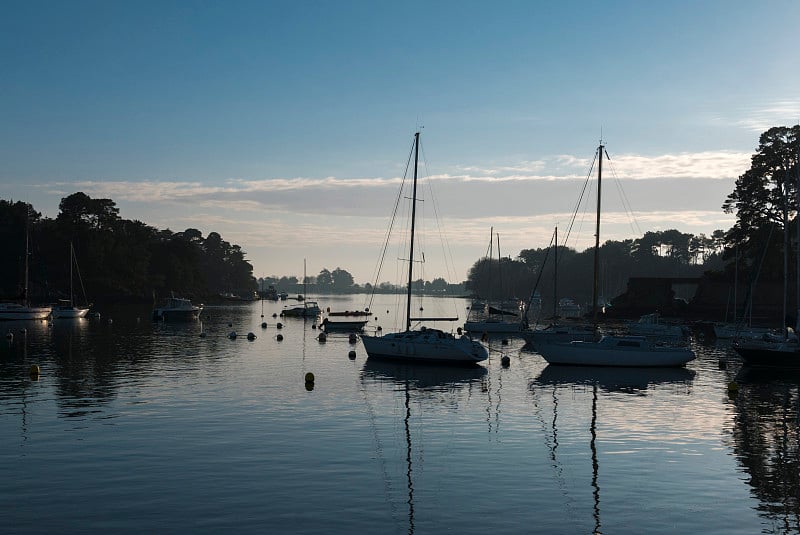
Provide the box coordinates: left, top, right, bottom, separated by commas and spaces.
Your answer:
530, 365, 696, 535
734, 367, 800, 533
360, 360, 487, 535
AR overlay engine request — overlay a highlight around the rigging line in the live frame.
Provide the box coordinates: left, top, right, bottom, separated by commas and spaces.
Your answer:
605, 151, 643, 236
367, 136, 417, 311
524, 229, 556, 326
562, 149, 599, 251
416, 137, 461, 320
358, 372, 403, 524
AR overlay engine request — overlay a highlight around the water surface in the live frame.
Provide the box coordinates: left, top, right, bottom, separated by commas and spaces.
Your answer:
1, 296, 796, 533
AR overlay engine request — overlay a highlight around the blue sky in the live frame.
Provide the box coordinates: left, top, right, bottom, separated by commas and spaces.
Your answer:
2, 1, 800, 283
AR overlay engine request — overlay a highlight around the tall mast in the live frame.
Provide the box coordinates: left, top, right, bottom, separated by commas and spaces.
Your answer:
24, 217, 30, 307
405, 132, 420, 331
796, 135, 800, 333
70, 243, 75, 307
553, 226, 558, 319
592, 142, 604, 324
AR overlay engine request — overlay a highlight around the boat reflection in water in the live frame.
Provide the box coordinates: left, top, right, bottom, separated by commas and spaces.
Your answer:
733, 367, 800, 532
529, 365, 695, 534
360, 360, 487, 534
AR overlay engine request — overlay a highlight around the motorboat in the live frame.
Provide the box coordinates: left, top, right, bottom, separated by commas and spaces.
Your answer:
153, 297, 202, 321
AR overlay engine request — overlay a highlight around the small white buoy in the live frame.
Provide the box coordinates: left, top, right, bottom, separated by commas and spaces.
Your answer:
247, 332, 256, 340
228, 331, 237, 339
348, 350, 356, 360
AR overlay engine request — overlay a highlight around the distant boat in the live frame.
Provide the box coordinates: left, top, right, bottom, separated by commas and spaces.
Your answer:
51, 243, 91, 319
626, 313, 689, 339
281, 260, 321, 318
360, 132, 488, 364
464, 228, 523, 334
734, 337, 800, 368
523, 322, 596, 349
153, 296, 202, 321
0, 215, 51, 321
713, 322, 772, 340
0, 302, 52, 321
320, 317, 368, 332
536, 141, 694, 368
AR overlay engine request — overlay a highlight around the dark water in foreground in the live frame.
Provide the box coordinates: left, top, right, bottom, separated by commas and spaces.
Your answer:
1, 296, 798, 534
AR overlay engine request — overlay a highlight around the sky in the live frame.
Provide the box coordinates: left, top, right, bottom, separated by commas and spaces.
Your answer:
2, 1, 800, 284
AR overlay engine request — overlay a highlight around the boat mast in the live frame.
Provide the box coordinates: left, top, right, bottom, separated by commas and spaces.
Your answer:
796, 137, 800, 334
553, 226, 558, 319
23, 212, 30, 307
592, 142, 604, 324
405, 132, 420, 332
69, 243, 75, 307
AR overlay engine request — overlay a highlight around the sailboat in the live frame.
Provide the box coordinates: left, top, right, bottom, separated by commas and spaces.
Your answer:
360, 132, 488, 364
734, 144, 800, 368
464, 228, 524, 334
281, 259, 321, 318
51, 243, 91, 319
536, 141, 695, 367
0, 217, 51, 321
523, 226, 596, 349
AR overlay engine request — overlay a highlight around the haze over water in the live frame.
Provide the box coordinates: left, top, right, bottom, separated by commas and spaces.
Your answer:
1, 296, 796, 534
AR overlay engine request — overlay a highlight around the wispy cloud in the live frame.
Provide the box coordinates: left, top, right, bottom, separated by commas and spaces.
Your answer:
733, 99, 800, 132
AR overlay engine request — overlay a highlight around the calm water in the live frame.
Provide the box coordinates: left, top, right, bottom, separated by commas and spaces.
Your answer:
1, 295, 798, 534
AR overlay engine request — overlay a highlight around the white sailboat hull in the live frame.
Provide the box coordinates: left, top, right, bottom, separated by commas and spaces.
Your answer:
536, 336, 695, 367
51, 306, 90, 319
0, 303, 52, 320
361, 330, 488, 364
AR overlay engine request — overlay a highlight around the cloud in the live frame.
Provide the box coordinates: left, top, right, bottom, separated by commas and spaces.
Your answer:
733, 99, 800, 132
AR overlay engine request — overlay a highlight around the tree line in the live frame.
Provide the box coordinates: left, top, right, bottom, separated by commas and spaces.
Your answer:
257, 273, 467, 296
0, 192, 257, 302
465, 228, 726, 314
